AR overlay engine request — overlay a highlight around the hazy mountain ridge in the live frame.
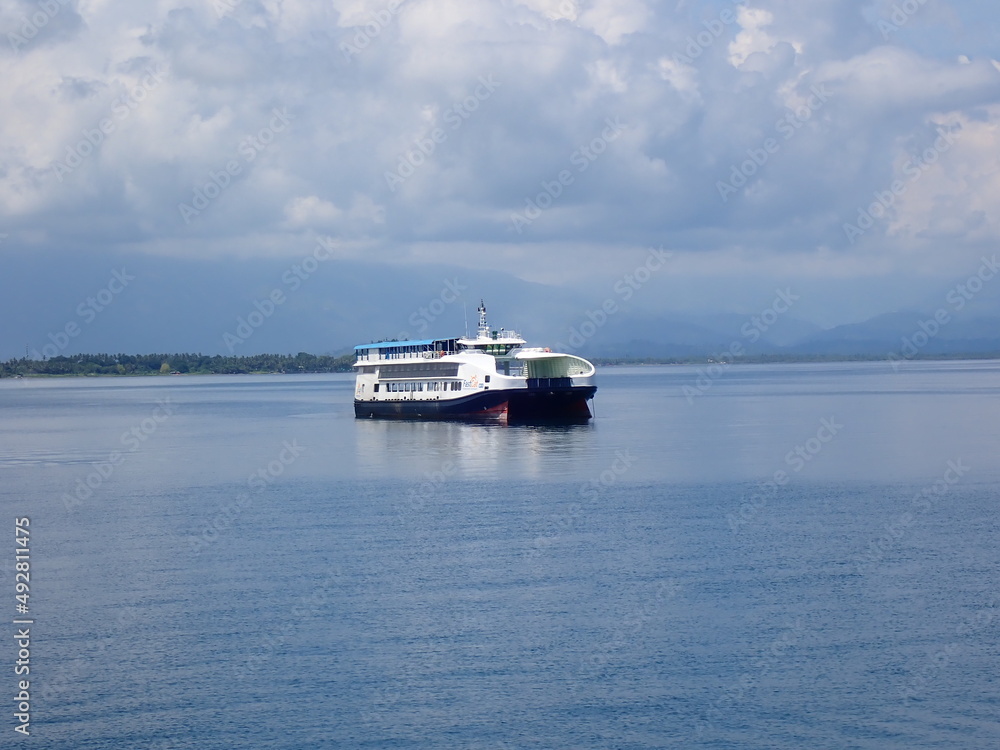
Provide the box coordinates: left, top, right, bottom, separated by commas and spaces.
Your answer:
573, 311, 1000, 358
3, 250, 999, 360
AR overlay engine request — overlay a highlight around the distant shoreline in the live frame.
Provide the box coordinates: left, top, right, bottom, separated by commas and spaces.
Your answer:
0, 353, 356, 378
4, 351, 1000, 378
591, 352, 1000, 366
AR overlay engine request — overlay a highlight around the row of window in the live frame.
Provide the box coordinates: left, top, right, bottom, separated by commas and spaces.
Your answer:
356, 340, 459, 362
478, 344, 515, 355
356, 351, 428, 362
376, 381, 462, 393
379, 363, 460, 378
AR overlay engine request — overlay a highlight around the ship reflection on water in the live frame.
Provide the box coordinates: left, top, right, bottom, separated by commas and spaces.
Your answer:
353, 418, 598, 483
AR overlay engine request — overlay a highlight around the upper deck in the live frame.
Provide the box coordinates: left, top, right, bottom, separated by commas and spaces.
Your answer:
354, 300, 527, 364
353, 338, 460, 364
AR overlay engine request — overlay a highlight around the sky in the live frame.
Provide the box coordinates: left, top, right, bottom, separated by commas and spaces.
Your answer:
1, 0, 1000, 356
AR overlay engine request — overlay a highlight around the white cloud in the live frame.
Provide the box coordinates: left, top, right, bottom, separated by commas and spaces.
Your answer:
657, 56, 699, 99
284, 195, 342, 228
728, 7, 776, 67
578, 0, 649, 45
515, 0, 579, 22
0, 0, 999, 326
817, 46, 1000, 113
888, 107, 1000, 247
586, 58, 628, 94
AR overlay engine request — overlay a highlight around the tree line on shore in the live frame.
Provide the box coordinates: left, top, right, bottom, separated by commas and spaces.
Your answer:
0, 352, 356, 377
3, 350, 998, 378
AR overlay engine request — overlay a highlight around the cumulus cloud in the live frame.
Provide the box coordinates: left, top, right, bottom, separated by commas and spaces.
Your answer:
0, 0, 998, 307
887, 106, 1000, 247
578, 0, 649, 45
728, 7, 784, 67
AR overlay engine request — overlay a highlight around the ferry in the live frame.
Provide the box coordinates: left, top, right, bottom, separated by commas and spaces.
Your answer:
353, 301, 596, 423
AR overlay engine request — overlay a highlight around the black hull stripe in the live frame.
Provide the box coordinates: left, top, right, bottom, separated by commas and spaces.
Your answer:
354, 386, 596, 422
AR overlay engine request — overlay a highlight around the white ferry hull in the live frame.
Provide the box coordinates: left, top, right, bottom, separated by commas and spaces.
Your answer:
352, 300, 597, 423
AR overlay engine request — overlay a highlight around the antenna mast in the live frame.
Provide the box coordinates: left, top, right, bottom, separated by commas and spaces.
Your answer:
477, 300, 489, 338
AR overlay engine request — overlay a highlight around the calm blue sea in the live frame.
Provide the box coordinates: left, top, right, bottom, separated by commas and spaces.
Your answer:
1, 361, 999, 749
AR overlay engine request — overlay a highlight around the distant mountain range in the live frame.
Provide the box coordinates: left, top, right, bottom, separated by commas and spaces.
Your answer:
2, 249, 999, 361
570, 310, 1000, 359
